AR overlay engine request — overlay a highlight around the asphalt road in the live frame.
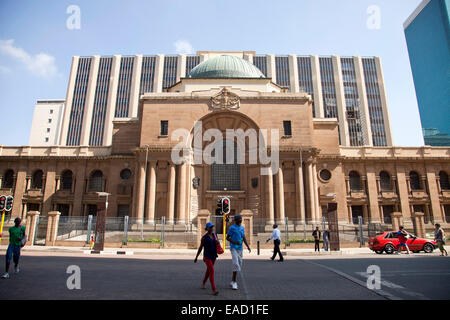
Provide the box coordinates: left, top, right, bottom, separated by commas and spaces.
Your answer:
0, 253, 448, 300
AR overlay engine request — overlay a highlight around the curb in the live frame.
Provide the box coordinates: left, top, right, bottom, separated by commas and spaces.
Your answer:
84, 250, 134, 255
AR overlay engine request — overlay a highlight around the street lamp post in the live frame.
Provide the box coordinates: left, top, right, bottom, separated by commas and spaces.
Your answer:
93, 191, 111, 251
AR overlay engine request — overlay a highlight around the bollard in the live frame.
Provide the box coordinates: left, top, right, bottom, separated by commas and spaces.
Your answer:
86, 215, 93, 244
123, 216, 129, 246
257, 240, 260, 255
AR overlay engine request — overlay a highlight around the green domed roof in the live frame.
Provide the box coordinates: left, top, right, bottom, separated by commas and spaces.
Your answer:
188, 55, 265, 79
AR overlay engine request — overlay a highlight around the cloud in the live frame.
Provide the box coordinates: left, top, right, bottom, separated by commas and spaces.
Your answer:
0, 65, 11, 74
0, 39, 58, 78
174, 40, 194, 55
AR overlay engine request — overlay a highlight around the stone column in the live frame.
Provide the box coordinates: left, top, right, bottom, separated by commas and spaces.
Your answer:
177, 162, 187, 224
166, 162, 176, 225
366, 167, 382, 223
295, 160, 305, 224
25, 211, 40, 246
391, 212, 403, 231
145, 160, 157, 224
45, 211, 61, 246
266, 166, 275, 225
411, 211, 425, 238
196, 209, 210, 247
241, 209, 254, 246
396, 169, 411, 219
136, 160, 146, 224
276, 166, 285, 224
307, 161, 316, 223
426, 170, 443, 223
313, 163, 321, 222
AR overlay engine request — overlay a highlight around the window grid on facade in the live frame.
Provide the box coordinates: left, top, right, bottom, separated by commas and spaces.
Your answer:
186, 55, 200, 76
67, 57, 92, 146
162, 56, 178, 89
297, 56, 315, 117
210, 142, 240, 191
341, 57, 364, 146
362, 58, 387, 146
319, 57, 338, 119
253, 56, 267, 77
275, 56, 290, 88
140, 56, 156, 94
283, 121, 292, 136
115, 56, 134, 118
160, 120, 168, 136
89, 57, 112, 146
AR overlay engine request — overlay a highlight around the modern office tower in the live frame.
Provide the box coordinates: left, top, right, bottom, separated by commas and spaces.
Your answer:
56, 52, 393, 147
404, 0, 450, 146
28, 100, 65, 146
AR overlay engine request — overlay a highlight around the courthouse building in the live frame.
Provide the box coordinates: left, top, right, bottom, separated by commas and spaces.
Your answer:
1, 51, 449, 233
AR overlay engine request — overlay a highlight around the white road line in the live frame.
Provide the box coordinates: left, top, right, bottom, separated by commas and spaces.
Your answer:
300, 259, 401, 300
355, 272, 430, 300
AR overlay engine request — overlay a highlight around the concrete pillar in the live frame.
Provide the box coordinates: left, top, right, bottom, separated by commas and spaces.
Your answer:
374, 57, 393, 146
153, 54, 165, 93
411, 211, 425, 238
241, 209, 254, 246
196, 209, 210, 247
396, 169, 412, 219
129, 54, 143, 118
136, 160, 146, 224
25, 211, 40, 246
103, 54, 121, 146
80, 55, 100, 146
306, 161, 316, 223
145, 160, 157, 224
177, 162, 187, 224
310, 55, 324, 118
12, 170, 26, 218
366, 167, 382, 223
332, 55, 350, 146
266, 166, 275, 225
288, 54, 300, 93
60, 56, 80, 145
45, 211, 61, 246
276, 166, 285, 224
176, 54, 186, 82
266, 54, 276, 83
426, 170, 443, 223
353, 56, 373, 146
167, 162, 176, 225
295, 160, 305, 224
313, 163, 320, 222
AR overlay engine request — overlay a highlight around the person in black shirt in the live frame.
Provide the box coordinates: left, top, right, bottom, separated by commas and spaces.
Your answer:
194, 222, 219, 295
312, 227, 321, 252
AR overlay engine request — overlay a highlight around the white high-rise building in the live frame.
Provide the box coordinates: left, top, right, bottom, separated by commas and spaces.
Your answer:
28, 100, 65, 146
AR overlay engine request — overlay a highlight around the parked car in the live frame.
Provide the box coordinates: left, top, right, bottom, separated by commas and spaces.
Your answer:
368, 231, 437, 254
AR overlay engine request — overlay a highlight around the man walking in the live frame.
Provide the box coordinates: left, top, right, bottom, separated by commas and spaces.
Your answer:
226, 215, 251, 290
323, 229, 330, 252
1, 217, 27, 279
395, 226, 410, 254
312, 226, 321, 252
434, 223, 448, 256
266, 224, 284, 262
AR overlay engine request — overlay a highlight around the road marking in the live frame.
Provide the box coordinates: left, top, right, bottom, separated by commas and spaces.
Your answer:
300, 259, 401, 300
355, 272, 430, 300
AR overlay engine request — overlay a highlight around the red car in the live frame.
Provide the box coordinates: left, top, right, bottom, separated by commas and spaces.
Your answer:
369, 231, 437, 254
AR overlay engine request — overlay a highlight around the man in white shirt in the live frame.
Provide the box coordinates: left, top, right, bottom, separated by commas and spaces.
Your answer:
266, 224, 284, 262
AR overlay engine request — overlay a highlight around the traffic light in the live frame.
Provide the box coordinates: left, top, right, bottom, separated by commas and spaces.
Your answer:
0, 195, 6, 211
225, 214, 230, 223
5, 196, 13, 212
216, 199, 222, 215
222, 197, 230, 214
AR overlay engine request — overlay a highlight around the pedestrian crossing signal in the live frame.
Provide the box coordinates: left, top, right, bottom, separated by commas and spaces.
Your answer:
5, 196, 13, 212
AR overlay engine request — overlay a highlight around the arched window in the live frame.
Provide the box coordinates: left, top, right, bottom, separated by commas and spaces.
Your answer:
89, 170, 103, 191
210, 140, 240, 191
409, 171, 421, 190
61, 170, 73, 191
2, 170, 14, 188
439, 171, 450, 190
349, 171, 362, 191
380, 171, 392, 191
31, 170, 44, 189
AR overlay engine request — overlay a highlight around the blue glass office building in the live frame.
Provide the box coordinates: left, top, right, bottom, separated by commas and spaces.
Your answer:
404, 0, 450, 146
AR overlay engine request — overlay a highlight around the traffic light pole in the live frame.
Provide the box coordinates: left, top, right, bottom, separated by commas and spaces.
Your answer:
223, 214, 226, 252
0, 209, 5, 245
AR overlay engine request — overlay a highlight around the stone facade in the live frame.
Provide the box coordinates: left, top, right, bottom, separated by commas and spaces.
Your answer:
1, 79, 450, 236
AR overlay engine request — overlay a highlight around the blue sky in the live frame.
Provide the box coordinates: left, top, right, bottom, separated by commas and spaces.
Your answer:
0, 0, 423, 146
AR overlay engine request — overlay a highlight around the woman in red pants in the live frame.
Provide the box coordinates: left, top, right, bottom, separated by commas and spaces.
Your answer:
194, 222, 219, 295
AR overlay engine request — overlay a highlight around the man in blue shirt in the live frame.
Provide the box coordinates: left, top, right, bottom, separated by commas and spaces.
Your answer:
226, 215, 251, 290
